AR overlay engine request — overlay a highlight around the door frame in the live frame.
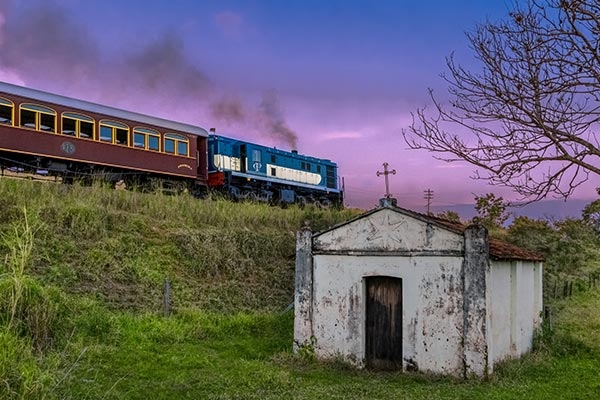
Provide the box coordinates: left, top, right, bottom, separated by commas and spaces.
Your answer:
364, 275, 403, 370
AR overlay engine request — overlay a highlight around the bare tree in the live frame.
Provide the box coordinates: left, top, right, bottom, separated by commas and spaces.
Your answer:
404, 0, 600, 202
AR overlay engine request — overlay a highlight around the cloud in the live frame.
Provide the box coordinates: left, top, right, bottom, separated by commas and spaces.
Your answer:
123, 33, 212, 98
318, 131, 363, 141
0, 2, 99, 90
0, 67, 24, 85
433, 162, 469, 170
0, 1, 216, 123
0, 1, 300, 138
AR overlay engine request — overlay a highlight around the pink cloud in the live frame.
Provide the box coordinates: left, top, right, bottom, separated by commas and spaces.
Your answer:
0, 67, 24, 85
318, 131, 363, 141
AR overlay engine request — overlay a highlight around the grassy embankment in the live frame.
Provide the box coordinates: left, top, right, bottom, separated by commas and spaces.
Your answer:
0, 178, 599, 399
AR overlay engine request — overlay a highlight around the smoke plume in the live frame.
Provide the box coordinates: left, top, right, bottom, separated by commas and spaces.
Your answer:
1, 3, 101, 89
210, 96, 247, 123
0, 1, 299, 148
208, 91, 298, 150
125, 34, 211, 98
258, 91, 298, 150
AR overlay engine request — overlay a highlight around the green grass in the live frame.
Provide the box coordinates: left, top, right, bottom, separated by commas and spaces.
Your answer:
0, 179, 599, 399
53, 291, 600, 399
43, 289, 600, 400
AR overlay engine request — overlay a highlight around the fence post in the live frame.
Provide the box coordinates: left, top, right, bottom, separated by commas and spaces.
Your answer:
163, 277, 171, 316
544, 307, 553, 331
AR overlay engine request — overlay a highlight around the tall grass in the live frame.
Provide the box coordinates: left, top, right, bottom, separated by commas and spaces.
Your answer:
0, 207, 68, 351
0, 207, 70, 399
0, 179, 359, 312
1, 207, 35, 331
0, 328, 55, 400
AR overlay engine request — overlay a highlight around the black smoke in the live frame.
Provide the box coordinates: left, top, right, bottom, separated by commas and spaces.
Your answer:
0, 1, 213, 110
258, 91, 298, 150
0, 0, 298, 149
0, 2, 99, 91
209, 92, 298, 149
210, 95, 247, 123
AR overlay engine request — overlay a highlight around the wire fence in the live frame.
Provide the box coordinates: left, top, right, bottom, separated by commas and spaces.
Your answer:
545, 272, 599, 301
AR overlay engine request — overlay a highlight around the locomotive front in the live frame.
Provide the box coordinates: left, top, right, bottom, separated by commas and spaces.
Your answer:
207, 134, 342, 207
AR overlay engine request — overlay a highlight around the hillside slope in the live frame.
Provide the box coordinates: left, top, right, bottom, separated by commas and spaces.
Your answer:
2, 179, 599, 399
0, 179, 359, 313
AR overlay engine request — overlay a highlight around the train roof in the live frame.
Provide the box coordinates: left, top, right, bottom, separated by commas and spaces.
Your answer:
0, 81, 209, 137
209, 134, 336, 165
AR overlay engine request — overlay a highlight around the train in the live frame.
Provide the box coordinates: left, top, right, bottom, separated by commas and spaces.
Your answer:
0, 81, 343, 207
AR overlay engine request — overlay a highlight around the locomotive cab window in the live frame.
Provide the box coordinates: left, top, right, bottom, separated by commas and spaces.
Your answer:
0, 97, 13, 125
133, 127, 161, 151
20, 104, 56, 132
164, 133, 188, 156
100, 120, 129, 145
62, 112, 94, 139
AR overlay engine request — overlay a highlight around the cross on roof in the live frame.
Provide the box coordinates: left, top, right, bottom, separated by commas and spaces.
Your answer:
376, 162, 396, 199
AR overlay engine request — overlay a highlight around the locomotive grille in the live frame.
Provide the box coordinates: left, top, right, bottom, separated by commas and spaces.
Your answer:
326, 166, 336, 189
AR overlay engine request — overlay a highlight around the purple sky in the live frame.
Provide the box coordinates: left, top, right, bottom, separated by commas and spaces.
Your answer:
0, 0, 598, 214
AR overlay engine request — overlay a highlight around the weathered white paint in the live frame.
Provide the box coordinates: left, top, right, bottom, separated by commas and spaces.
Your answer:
294, 226, 314, 351
314, 208, 464, 253
267, 163, 322, 185
487, 259, 543, 370
294, 206, 543, 378
487, 260, 512, 365
462, 225, 490, 377
311, 254, 465, 374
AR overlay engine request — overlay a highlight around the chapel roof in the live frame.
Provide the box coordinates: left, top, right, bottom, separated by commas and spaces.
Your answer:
314, 205, 544, 262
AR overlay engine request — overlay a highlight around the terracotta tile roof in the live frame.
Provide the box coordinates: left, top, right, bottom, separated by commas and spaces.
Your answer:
408, 210, 545, 262
488, 237, 544, 261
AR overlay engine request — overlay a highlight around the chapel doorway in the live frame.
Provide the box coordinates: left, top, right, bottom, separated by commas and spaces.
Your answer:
365, 276, 403, 370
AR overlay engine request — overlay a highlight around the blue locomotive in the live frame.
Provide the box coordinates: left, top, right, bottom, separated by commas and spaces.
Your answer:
207, 133, 343, 207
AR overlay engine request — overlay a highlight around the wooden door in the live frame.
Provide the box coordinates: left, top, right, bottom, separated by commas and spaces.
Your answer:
365, 276, 403, 370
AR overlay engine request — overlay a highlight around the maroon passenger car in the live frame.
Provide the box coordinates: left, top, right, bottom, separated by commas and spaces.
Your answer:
0, 81, 208, 190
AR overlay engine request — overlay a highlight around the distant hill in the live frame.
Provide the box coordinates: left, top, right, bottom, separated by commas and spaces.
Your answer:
431, 198, 593, 223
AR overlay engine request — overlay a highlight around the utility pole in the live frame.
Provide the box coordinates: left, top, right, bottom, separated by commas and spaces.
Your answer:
376, 162, 396, 199
424, 188, 434, 215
